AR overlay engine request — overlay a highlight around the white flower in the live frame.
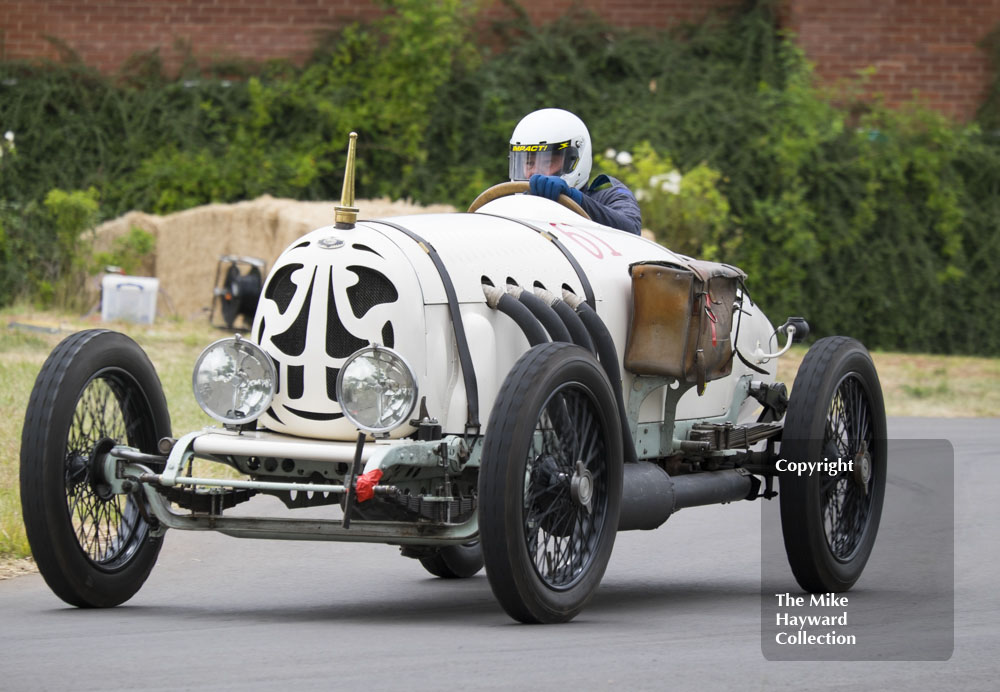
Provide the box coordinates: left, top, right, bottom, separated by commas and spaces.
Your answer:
4, 131, 13, 143
604, 148, 617, 160
615, 150, 633, 166
650, 169, 682, 195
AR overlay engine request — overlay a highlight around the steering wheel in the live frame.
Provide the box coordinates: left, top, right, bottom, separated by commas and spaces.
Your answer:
467, 181, 591, 220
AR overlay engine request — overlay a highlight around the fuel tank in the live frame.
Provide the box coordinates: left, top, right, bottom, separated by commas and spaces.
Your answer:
252, 195, 777, 440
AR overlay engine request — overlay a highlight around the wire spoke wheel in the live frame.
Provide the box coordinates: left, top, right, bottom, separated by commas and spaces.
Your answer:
21, 330, 171, 607
820, 375, 876, 561
779, 337, 887, 593
64, 377, 153, 569
480, 343, 622, 624
523, 383, 608, 589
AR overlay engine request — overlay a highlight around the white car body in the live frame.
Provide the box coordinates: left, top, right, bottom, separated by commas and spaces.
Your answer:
253, 194, 777, 442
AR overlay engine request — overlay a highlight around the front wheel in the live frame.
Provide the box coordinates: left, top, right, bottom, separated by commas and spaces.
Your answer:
479, 342, 623, 623
20, 330, 171, 607
778, 336, 887, 593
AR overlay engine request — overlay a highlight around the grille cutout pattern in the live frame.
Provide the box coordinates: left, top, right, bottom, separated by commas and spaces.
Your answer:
265, 263, 302, 315
271, 355, 281, 394
284, 406, 343, 421
271, 267, 315, 357
381, 322, 394, 348
286, 365, 304, 399
346, 265, 398, 319
327, 273, 369, 358
326, 367, 340, 401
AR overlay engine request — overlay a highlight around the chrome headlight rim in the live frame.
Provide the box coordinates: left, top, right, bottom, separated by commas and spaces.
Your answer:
335, 344, 418, 435
192, 334, 277, 426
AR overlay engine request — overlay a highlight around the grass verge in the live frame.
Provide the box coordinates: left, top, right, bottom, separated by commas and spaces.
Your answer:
776, 345, 1000, 417
2, 308, 219, 561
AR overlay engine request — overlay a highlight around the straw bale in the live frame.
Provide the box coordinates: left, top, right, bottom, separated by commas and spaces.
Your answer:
92, 196, 455, 322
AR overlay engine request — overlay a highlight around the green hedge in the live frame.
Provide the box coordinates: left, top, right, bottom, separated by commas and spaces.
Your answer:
1, 0, 999, 355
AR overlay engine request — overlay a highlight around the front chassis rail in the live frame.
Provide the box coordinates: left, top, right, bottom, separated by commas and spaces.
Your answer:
130, 469, 478, 544
114, 430, 480, 546
135, 472, 401, 498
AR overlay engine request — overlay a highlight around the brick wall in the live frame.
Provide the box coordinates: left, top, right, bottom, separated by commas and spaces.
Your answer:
784, 0, 1000, 121
2, 0, 998, 121
0, 0, 385, 71
481, 0, 737, 27
0, 0, 734, 74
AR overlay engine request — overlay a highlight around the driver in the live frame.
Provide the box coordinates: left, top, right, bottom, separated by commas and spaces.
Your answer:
509, 108, 642, 235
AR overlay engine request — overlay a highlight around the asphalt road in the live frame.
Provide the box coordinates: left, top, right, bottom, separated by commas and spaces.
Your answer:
1, 418, 996, 691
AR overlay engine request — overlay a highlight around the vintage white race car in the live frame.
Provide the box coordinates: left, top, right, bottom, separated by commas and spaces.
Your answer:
20, 135, 887, 623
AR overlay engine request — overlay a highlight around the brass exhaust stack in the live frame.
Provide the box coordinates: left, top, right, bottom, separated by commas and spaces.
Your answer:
334, 131, 359, 229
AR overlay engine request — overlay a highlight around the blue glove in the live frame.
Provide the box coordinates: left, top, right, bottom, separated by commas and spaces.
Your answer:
529, 174, 583, 205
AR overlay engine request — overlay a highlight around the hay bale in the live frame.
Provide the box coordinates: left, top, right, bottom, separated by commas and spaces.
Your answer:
92, 196, 456, 321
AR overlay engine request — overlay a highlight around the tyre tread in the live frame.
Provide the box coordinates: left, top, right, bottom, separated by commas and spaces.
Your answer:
778, 336, 886, 593
20, 329, 168, 608
479, 342, 622, 623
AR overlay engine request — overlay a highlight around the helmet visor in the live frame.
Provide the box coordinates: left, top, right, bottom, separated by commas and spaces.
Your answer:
509, 140, 580, 181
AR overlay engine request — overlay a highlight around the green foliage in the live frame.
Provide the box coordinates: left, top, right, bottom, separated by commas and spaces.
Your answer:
1, 0, 999, 354
44, 187, 99, 261
93, 226, 156, 275
0, 186, 100, 308
0, 186, 153, 308
596, 143, 731, 258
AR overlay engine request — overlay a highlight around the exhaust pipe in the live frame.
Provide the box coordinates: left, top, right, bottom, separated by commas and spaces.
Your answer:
483, 284, 548, 346
618, 462, 756, 531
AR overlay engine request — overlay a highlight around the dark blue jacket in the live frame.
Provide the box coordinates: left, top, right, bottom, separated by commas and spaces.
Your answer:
579, 174, 642, 235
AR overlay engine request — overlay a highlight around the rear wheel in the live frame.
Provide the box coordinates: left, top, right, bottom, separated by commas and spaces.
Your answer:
418, 542, 484, 579
479, 342, 623, 623
20, 330, 171, 607
779, 336, 887, 592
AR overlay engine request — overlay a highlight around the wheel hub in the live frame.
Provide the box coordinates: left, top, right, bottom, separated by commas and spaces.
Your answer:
853, 442, 871, 496
89, 437, 118, 501
570, 460, 594, 514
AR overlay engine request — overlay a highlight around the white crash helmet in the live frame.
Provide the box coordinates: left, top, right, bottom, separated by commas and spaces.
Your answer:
509, 108, 592, 190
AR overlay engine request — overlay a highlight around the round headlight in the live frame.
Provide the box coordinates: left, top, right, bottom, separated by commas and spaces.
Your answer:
336, 345, 418, 435
193, 335, 276, 425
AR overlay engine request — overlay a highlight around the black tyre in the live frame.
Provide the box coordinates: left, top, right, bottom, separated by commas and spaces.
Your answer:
20, 330, 171, 607
779, 336, 887, 592
479, 342, 623, 623
419, 542, 484, 579
220, 263, 242, 328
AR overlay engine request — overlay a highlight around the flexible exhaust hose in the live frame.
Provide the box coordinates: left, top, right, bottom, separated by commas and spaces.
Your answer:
562, 289, 638, 466
483, 284, 548, 347
508, 285, 572, 344
533, 287, 596, 354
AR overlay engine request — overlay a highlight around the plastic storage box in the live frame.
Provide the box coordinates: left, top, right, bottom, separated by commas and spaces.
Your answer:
101, 275, 159, 324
